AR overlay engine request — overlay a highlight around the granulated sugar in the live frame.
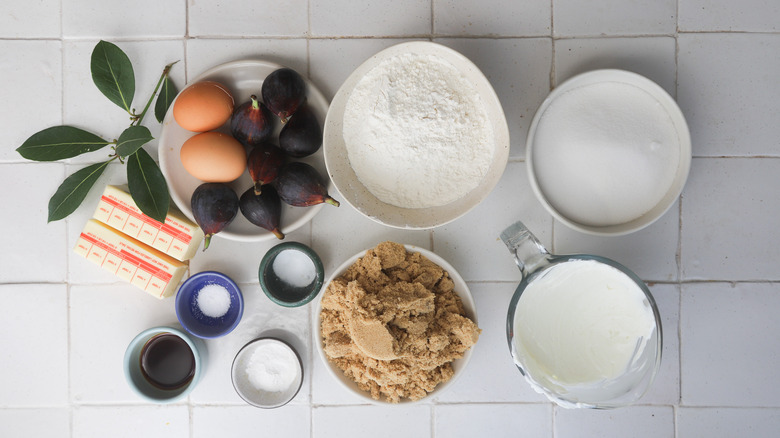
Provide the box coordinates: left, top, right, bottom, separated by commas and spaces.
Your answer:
343, 52, 494, 209
532, 81, 681, 226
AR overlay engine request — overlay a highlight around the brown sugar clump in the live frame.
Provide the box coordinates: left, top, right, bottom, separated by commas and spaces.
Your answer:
320, 241, 481, 403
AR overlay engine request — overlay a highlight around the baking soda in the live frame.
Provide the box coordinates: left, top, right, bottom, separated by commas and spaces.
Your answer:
246, 342, 299, 393
196, 283, 231, 318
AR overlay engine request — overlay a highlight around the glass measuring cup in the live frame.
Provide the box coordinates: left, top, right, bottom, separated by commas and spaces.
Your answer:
500, 221, 662, 408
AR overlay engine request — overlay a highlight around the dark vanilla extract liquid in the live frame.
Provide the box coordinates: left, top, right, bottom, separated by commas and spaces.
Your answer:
140, 333, 196, 390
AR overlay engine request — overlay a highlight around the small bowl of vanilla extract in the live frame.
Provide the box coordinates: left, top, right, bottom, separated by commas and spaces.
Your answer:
123, 326, 204, 403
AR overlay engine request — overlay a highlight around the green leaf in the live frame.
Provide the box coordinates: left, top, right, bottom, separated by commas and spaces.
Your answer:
154, 75, 178, 123
48, 160, 112, 222
127, 148, 169, 223
17, 126, 110, 162
91, 40, 135, 112
115, 125, 154, 158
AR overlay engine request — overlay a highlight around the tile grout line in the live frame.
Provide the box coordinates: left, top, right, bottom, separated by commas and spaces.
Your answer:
60, 3, 74, 432
307, 2, 314, 435
674, 2, 684, 431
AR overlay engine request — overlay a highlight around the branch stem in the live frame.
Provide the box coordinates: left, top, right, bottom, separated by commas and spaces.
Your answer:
133, 60, 179, 126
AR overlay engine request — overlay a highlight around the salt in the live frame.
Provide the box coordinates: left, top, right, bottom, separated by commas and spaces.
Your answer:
272, 249, 316, 288
245, 341, 299, 393
196, 283, 231, 318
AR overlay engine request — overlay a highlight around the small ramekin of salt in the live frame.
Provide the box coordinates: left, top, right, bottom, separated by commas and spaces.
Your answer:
259, 242, 324, 307
231, 337, 304, 408
175, 271, 244, 339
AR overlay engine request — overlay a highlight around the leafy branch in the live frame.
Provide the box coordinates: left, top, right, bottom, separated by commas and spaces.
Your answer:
17, 40, 179, 223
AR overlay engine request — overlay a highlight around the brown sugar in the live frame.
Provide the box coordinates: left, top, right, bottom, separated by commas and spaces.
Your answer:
320, 241, 481, 403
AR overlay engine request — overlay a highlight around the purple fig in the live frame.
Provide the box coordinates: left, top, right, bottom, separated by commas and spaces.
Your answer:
247, 142, 286, 195
261, 68, 306, 123
239, 186, 284, 240
230, 95, 274, 147
279, 103, 322, 158
191, 183, 239, 251
274, 162, 340, 207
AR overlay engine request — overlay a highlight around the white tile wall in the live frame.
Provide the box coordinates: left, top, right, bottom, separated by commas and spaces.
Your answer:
677, 34, 780, 157
433, 0, 551, 36
678, 0, 780, 32
553, 36, 677, 94
3, 1, 780, 437
0, 408, 70, 438
681, 159, 780, 281
1, 164, 68, 283
555, 405, 675, 438
312, 405, 432, 437
0, 284, 68, 406
435, 403, 552, 437
188, 0, 308, 37
72, 405, 189, 437
1, 0, 62, 38
2, 40, 63, 163
553, 0, 677, 37
62, 0, 186, 38
677, 407, 780, 438
681, 282, 780, 407
310, 0, 431, 37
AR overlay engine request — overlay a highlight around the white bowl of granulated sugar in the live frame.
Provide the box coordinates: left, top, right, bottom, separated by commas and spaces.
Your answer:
323, 41, 510, 229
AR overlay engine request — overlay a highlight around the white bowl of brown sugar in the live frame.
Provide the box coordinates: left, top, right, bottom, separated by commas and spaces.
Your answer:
314, 241, 480, 404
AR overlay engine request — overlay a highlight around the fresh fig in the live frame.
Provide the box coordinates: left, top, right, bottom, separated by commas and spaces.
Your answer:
274, 162, 340, 207
239, 186, 284, 240
247, 142, 285, 195
230, 95, 274, 147
261, 68, 306, 123
191, 183, 239, 251
279, 103, 322, 158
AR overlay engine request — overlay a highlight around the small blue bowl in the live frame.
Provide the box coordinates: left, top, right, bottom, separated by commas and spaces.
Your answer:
175, 271, 244, 339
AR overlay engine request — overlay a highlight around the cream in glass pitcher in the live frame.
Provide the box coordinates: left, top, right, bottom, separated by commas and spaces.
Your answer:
500, 221, 662, 408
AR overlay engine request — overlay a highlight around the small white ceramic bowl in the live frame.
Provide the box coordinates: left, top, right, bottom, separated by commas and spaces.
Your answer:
527, 69, 691, 236
314, 245, 478, 404
323, 41, 510, 229
231, 337, 304, 408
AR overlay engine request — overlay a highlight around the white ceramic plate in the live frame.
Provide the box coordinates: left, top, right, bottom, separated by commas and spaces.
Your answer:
158, 60, 331, 242
314, 245, 478, 405
526, 69, 691, 236
323, 41, 510, 229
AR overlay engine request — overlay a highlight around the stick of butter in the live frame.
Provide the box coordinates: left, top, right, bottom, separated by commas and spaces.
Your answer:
93, 185, 204, 261
74, 219, 188, 299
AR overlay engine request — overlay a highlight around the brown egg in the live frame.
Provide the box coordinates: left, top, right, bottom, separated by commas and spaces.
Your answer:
173, 81, 234, 132
180, 132, 247, 182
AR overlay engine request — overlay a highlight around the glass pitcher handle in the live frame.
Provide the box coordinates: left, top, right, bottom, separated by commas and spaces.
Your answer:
500, 221, 551, 278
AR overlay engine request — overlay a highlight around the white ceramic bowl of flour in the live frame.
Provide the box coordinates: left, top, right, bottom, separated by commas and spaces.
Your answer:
527, 70, 691, 236
323, 41, 510, 229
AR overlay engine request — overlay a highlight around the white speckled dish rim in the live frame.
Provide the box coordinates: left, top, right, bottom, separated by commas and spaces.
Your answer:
158, 59, 332, 242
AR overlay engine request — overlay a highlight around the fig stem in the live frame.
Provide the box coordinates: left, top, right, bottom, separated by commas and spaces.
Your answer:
272, 229, 285, 240
325, 197, 340, 207
202, 234, 212, 251
250, 95, 260, 110
253, 181, 263, 196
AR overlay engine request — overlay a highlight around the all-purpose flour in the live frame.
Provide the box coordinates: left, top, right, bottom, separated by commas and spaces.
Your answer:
343, 52, 494, 209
